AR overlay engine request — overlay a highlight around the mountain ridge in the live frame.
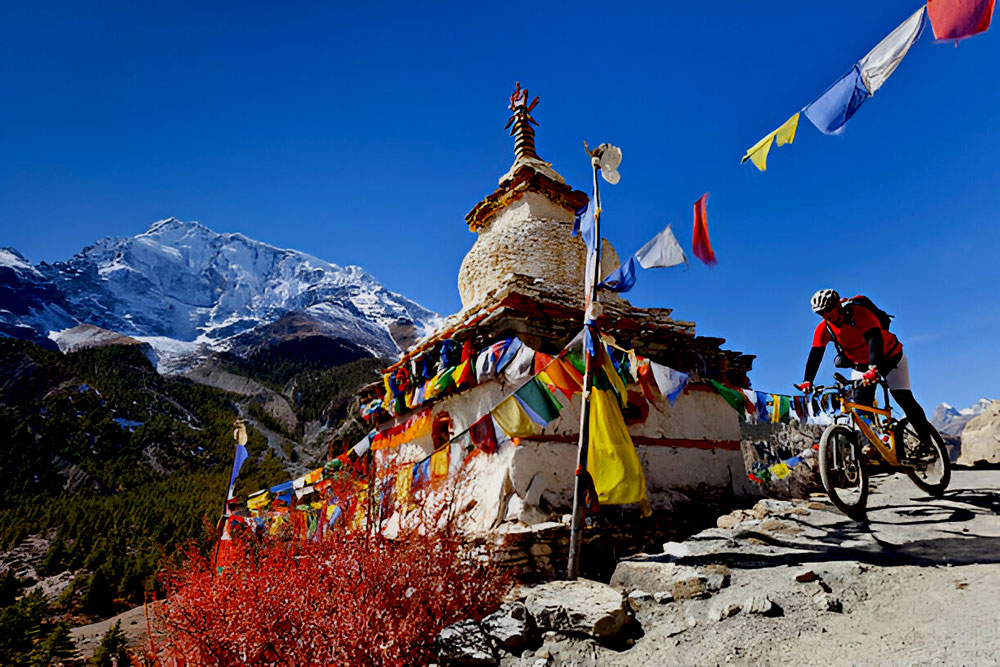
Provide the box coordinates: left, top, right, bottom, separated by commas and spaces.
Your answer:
0, 218, 441, 370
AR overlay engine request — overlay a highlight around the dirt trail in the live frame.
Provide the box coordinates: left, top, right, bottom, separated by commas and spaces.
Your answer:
515, 469, 1000, 666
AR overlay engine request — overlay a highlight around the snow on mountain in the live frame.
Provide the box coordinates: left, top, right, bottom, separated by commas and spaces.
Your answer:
0, 219, 441, 366
931, 398, 996, 437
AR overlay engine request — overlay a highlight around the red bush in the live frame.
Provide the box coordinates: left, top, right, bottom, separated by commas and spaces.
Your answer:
149, 504, 511, 666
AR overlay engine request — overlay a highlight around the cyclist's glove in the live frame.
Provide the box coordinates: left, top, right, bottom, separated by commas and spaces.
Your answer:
796, 381, 812, 393
862, 367, 879, 383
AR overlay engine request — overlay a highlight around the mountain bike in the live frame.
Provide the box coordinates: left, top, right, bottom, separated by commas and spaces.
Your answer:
804, 373, 951, 520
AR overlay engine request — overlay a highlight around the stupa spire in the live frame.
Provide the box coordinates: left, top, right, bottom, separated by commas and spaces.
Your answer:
505, 82, 540, 162
497, 82, 564, 186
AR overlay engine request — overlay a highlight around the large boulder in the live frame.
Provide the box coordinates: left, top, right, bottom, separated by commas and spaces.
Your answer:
523, 579, 628, 641
481, 602, 534, 653
436, 619, 497, 666
958, 400, 1000, 465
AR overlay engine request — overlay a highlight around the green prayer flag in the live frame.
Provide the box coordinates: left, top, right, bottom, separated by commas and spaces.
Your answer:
709, 380, 747, 416
514, 377, 563, 425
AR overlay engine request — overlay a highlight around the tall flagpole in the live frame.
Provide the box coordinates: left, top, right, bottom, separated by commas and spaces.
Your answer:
567, 147, 604, 580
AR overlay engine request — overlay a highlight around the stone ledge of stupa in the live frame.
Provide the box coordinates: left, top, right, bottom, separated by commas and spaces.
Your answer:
390, 273, 753, 387
465, 164, 588, 233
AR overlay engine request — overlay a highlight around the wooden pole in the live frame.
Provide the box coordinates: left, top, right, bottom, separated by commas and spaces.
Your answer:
567, 153, 603, 579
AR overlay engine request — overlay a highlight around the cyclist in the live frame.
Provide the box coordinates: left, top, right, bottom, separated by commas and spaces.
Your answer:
797, 289, 934, 461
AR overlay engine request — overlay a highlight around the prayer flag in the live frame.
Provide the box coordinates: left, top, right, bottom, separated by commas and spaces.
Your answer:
709, 380, 748, 416
691, 193, 717, 266
227, 443, 249, 499
774, 112, 799, 147
495, 338, 523, 373
449, 438, 467, 475
742, 131, 774, 172
648, 362, 689, 406
430, 447, 450, 481
470, 414, 499, 454
514, 377, 563, 426
860, 7, 926, 94
396, 469, 413, 510
804, 65, 869, 135
587, 387, 649, 506
539, 358, 584, 401
598, 256, 637, 293
452, 358, 475, 388
742, 114, 800, 172
769, 462, 792, 479
927, 0, 994, 41
491, 395, 541, 437
635, 224, 687, 269
412, 459, 431, 489
573, 199, 597, 251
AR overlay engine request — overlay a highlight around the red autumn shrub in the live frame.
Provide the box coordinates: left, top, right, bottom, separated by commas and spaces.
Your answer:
149, 505, 511, 666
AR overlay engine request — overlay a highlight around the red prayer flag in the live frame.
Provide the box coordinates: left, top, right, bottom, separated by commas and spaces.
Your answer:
928, 0, 994, 41
692, 193, 717, 267
461, 338, 473, 362
469, 414, 498, 454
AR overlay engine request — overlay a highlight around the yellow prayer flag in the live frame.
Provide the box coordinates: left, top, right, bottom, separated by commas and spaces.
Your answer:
741, 131, 775, 171
587, 388, 649, 506
395, 467, 413, 510
770, 462, 792, 479
775, 112, 799, 146
430, 447, 450, 480
491, 395, 541, 437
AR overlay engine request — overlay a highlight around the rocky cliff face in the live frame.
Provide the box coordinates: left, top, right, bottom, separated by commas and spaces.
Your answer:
958, 400, 1000, 465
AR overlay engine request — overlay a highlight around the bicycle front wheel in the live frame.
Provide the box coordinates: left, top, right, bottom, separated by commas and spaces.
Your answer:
818, 424, 869, 521
895, 418, 951, 497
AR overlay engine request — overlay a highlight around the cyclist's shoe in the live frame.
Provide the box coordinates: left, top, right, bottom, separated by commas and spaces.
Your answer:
861, 444, 880, 461
900, 443, 936, 466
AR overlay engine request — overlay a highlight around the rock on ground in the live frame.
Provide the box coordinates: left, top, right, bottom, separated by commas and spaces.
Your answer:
437, 619, 497, 667
523, 578, 628, 641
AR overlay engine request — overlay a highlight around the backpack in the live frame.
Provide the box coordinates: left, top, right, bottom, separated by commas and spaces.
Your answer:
843, 295, 893, 330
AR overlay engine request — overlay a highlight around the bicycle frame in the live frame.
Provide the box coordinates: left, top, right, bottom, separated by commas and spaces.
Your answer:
827, 381, 901, 466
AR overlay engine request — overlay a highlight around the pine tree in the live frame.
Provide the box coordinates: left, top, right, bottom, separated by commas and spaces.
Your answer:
90, 620, 131, 666
28, 622, 77, 666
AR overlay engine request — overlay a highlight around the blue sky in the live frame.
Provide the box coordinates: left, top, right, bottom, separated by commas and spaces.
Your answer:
1, 1, 997, 410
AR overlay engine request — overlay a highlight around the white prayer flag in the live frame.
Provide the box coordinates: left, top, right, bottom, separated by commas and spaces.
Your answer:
859, 7, 925, 94
635, 224, 687, 269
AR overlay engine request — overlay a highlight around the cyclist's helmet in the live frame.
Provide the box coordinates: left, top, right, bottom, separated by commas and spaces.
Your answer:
811, 289, 840, 314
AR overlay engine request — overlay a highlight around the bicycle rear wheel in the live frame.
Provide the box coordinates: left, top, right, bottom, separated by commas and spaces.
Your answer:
895, 418, 951, 497
818, 424, 869, 521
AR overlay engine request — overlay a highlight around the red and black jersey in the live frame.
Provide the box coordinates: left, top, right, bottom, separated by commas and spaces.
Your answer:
811, 302, 902, 366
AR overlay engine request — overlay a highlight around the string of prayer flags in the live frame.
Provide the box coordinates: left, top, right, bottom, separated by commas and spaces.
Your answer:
859, 7, 927, 94
587, 386, 650, 508
227, 442, 249, 499
371, 409, 432, 451
928, 0, 994, 41
741, 113, 800, 172
709, 380, 751, 417
804, 65, 870, 135
691, 193, 717, 267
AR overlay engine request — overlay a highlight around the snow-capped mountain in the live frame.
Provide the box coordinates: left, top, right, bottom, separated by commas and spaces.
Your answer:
0, 218, 440, 367
931, 398, 995, 437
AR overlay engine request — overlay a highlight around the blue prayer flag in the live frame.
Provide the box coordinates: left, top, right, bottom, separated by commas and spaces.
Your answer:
804, 65, 870, 135
598, 256, 637, 292
227, 444, 249, 498
573, 199, 596, 251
